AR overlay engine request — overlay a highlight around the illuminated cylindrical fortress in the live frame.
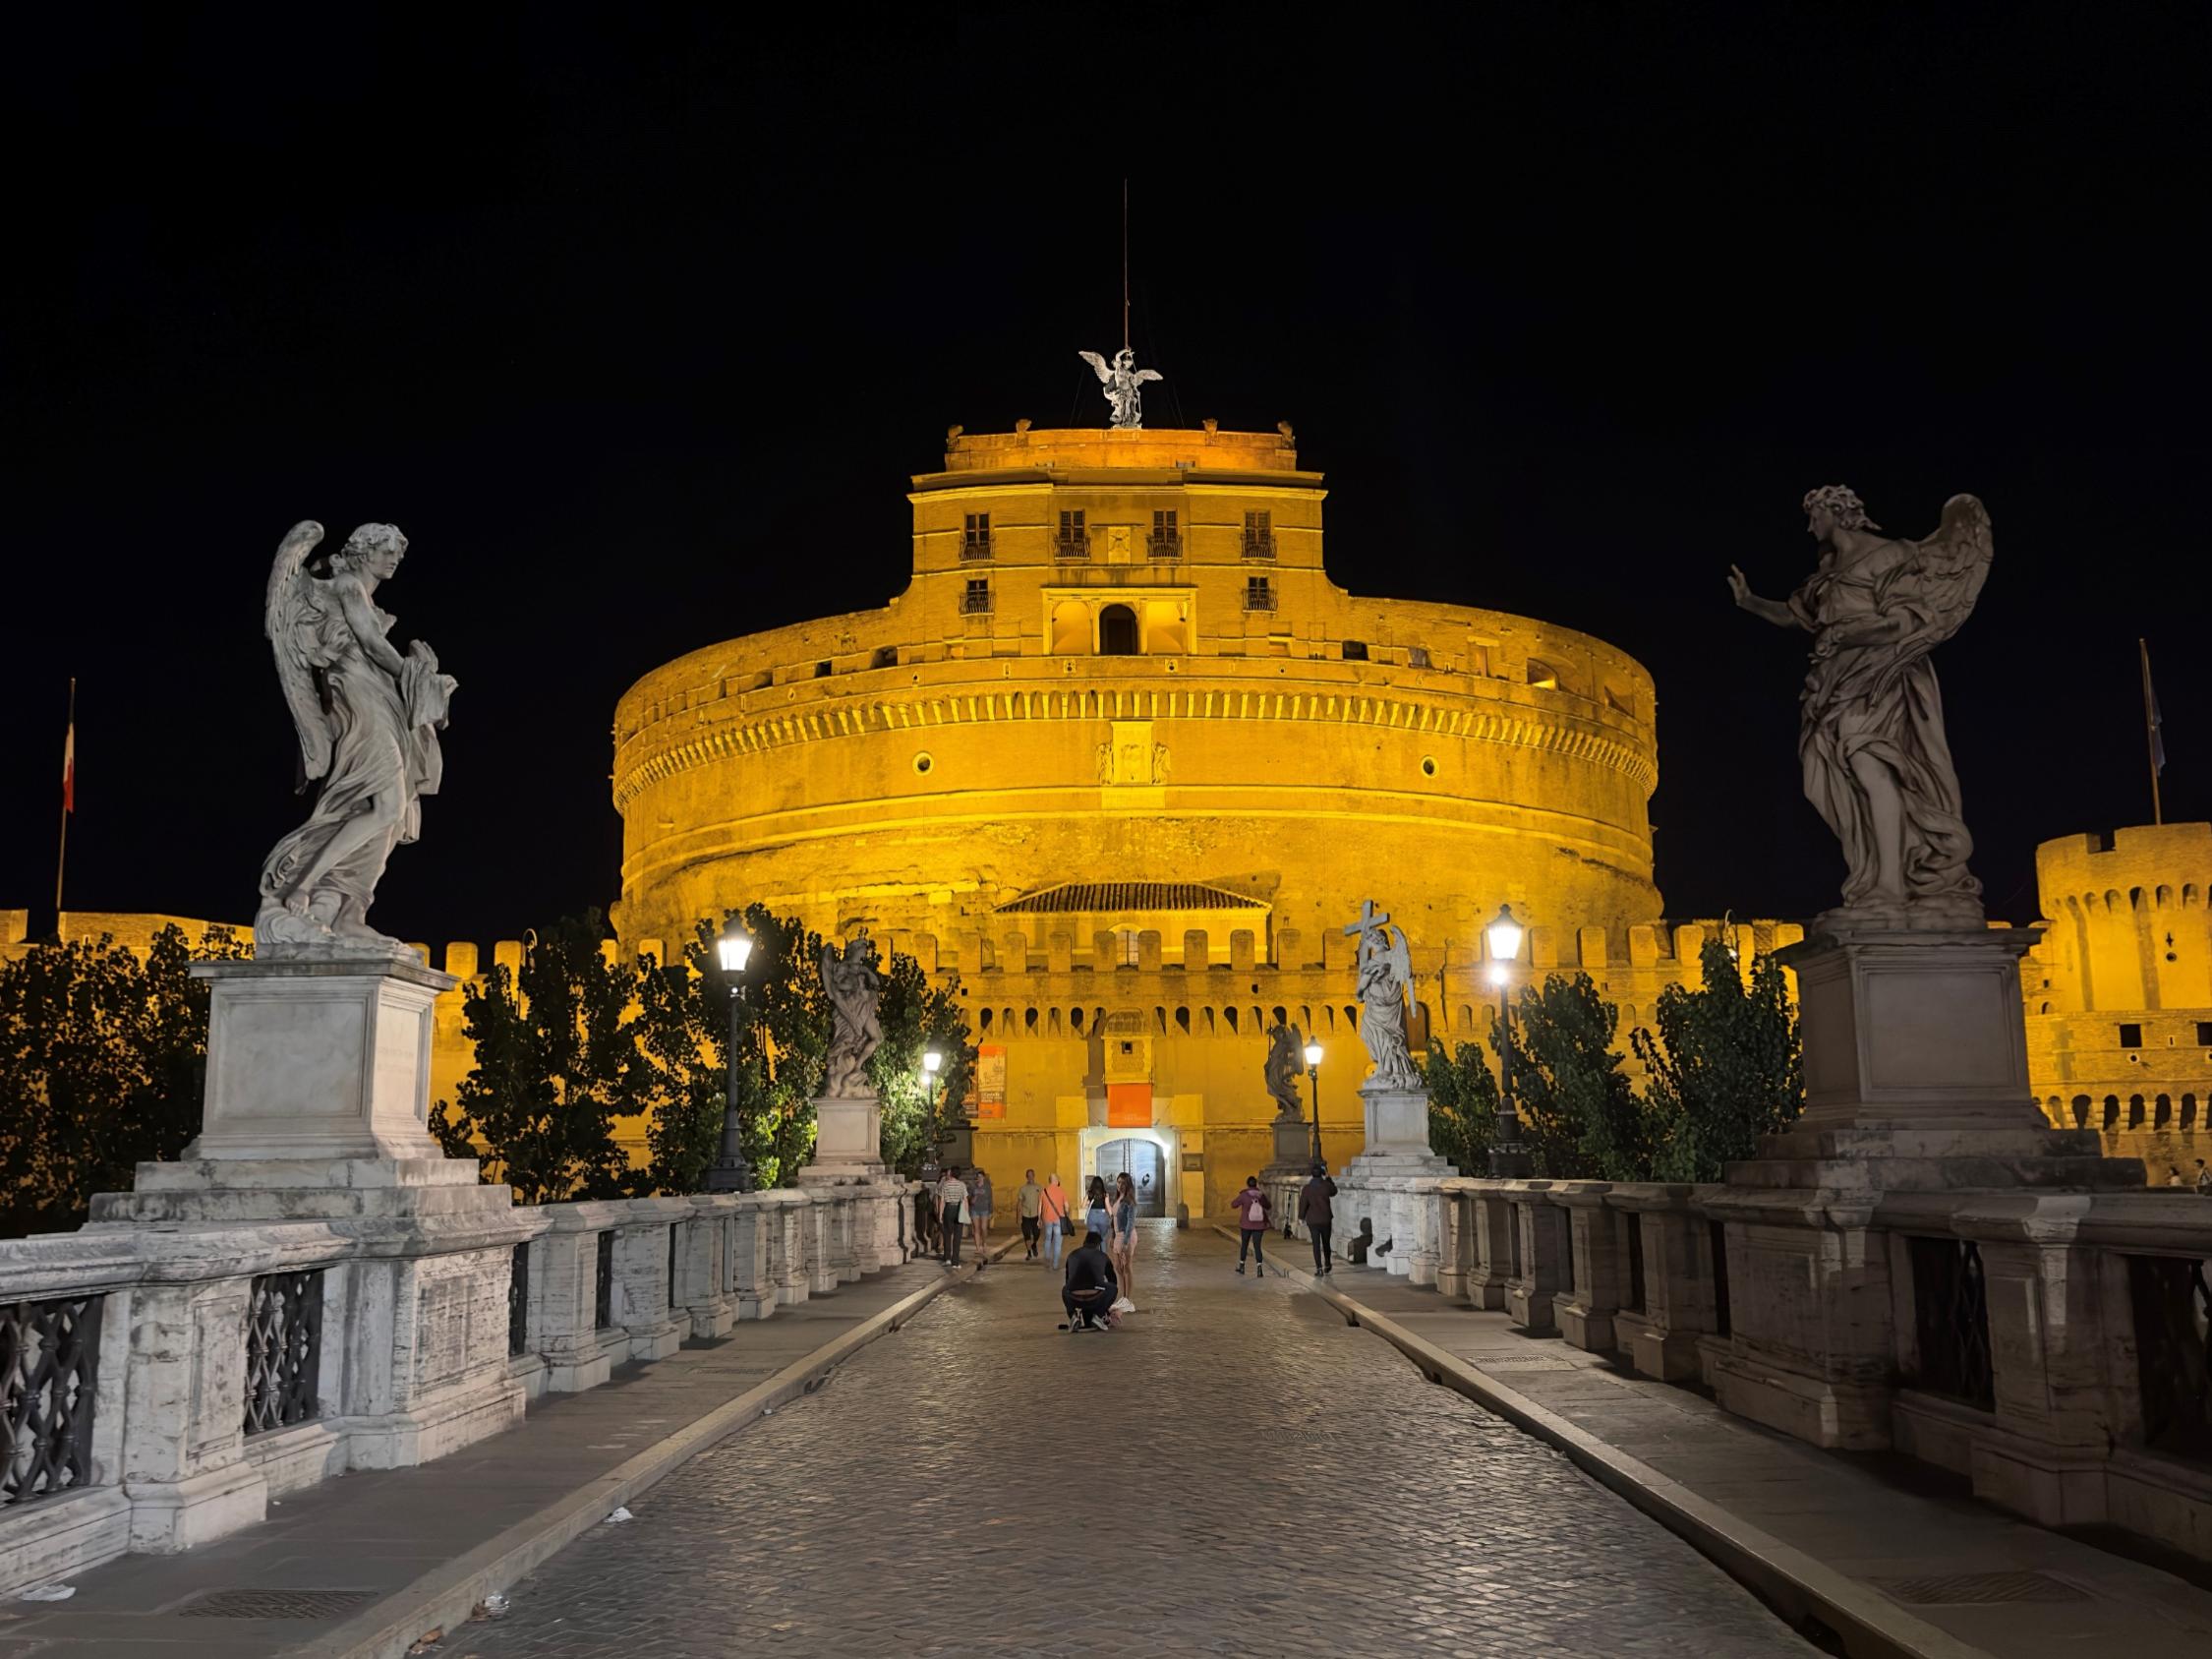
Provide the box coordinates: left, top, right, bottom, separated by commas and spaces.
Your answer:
610, 422, 1669, 1213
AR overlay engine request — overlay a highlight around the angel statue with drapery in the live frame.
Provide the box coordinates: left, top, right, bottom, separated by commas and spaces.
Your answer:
1346, 900, 1424, 1091
1077, 347, 1162, 429
821, 932, 884, 1098
1729, 487, 1993, 929
1263, 1020, 1307, 1121
259, 520, 457, 953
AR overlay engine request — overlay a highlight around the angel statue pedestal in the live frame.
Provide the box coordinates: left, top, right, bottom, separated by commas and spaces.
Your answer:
1709, 488, 2144, 1469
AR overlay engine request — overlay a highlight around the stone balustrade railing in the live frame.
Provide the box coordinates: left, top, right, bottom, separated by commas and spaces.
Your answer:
1268, 1169, 2212, 1566
0, 1180, 921, 1595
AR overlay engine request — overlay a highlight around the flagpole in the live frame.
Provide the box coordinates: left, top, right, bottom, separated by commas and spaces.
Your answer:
54, 677, 76, 923
2140, 638, 2164, 827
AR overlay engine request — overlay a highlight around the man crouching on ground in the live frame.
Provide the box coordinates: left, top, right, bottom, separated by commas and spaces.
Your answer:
1060, 1228, 1120, 1331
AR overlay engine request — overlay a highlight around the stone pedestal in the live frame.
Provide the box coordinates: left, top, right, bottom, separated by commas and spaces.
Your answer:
1350, 1085, 1448, 1169
802, 1095, 886, 1183
89, 955, 535, 1540
1711, 925, 2144, 1452
1262, 1116, 1314, 1180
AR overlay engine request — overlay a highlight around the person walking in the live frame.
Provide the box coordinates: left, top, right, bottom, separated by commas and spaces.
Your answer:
914, 1154, 942, 1258
2197, 1158, 2212, 1196
1039, 1173, 1072, 1270
2169, 1164, 2186, 1188
1300, 1161, 1338, 1275
1231, 1175, 1269, 1275
1017, 1168, 1045, 1262
1084, 1174, 1111, 1246
1111, 1171, 1138, 1307
968, 1165, 995, 1266
935, 1164, 968, 1268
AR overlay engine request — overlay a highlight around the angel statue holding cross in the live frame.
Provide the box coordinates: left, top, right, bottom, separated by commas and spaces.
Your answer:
1077, 346, 1162, 430
1346, 900, 1423, 1092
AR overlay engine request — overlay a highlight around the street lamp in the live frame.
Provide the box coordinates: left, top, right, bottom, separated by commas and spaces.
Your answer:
1303, 1039, 1325, 1168
1484, 904, 1531, 1179
706, 917, 756, 1193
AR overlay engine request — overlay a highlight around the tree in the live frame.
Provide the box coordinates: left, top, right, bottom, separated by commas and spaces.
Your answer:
1631, 939, 1804, 1181
1424, 1037, 1499, 1175
0, 922, 249, 1237
430, 913, 642, 1204
1503, 972, 1652, 1180
871, 951, 973, 1178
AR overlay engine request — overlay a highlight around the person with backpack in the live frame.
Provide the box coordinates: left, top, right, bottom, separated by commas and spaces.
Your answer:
1038, 1173, 1072, 1270
1231, 1175, 1270, 1276
1300, 1161, 1338, 1275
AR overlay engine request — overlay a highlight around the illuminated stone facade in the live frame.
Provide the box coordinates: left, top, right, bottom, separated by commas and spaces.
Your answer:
607, 424, 1784, 1214
2024, 822, 2212, 1179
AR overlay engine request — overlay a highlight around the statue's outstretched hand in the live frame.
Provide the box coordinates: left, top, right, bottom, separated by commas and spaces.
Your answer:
1727, 564, 1753, 608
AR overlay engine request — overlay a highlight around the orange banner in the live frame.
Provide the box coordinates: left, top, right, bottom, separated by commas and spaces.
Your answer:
1106, 1082, 1152, 1128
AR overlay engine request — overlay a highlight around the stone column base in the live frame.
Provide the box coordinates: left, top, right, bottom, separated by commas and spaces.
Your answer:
124, 1461, 268, 1554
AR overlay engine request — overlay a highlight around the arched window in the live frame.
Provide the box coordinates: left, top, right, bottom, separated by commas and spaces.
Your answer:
2103, 1096, 2120, 1130
1114, 927, 1140, 966
2157, 1094, 2174, 1127
1174, 1006, 1191, 1035
1099, 604, 1138, 655
2184, 1094, 2199, 1131
2129, 1094, 2146, 1128
2070, 1095, 2090, 1128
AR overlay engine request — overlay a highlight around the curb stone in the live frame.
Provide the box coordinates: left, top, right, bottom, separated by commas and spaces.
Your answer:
301, 1238, 1018, 1659
1210, 1223, 1991, 1659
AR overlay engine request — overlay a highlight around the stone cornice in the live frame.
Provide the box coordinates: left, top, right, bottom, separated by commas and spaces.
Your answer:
611, 681, 1657, 811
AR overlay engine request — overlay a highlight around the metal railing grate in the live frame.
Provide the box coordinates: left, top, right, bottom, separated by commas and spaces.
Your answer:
508, 1242, 531, 1358
1907, 1236, 1995, 1411
595, 1231, 616, 1330
244, 1271, 322, 1435
1, 1294, 102, 1507
2127, 1254, 2212, 1461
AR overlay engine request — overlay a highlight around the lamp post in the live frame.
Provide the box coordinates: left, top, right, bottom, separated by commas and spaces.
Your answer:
1304, 1039, 1325, 1169
1484, 904, 1531, 1179
921, 1047, 944, 1129
706, 917, 756, 1194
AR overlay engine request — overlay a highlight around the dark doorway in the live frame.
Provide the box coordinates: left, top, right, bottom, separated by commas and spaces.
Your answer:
1099, 604, 1137, 655
1097, 1138, 1166, 1216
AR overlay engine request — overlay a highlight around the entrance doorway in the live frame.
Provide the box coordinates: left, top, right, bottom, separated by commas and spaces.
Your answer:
1097, 1138, 1166, 1216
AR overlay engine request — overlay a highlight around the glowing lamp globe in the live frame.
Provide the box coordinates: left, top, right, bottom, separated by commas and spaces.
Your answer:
1303, 1041, 1324, 1069
922, 1049, 944, 1076
717, 918, 754, 975
1484, 904, 1523, 969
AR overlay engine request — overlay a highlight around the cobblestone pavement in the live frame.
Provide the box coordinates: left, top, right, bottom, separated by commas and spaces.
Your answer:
441, 1227, 1812, 1658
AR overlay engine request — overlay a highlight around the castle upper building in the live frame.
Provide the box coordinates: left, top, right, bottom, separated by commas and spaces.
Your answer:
606, 421, 1741, 1213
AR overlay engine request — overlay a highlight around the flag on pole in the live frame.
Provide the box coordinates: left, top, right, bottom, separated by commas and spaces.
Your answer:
2146, 656, 2166, 776
61, 718, 75, 814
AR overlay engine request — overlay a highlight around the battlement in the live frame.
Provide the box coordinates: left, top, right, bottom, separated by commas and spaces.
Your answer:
930, 424, 1306, 479
2036, 822, 2212, 909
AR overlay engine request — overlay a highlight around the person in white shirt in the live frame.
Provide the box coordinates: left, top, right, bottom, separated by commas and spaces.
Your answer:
935, 1165, 970, 1268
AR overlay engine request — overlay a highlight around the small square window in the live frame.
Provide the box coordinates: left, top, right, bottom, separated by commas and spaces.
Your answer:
1059, 509, 1085, 537
1153, 509, 1177, 533
1408, 645, 1431, 669
2196, 1021, 2212, 1047
2119, 1023, 2143, 1048
963, 512, 990, 542
813, 659, 833, 678
962, 578, 991, 614
872, 646, 899, 670
1341, 639, 1368, 661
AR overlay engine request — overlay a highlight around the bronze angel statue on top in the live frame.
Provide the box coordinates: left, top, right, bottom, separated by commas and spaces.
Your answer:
258, 520, 457, 953
1077, 347, 1162, 429
1729, 487, 1992, 929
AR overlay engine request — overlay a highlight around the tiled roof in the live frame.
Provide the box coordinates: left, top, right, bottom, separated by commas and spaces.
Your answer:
994, 881, 1268, 916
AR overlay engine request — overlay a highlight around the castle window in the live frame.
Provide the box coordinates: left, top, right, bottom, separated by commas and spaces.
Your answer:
1149, 509, 1181, 559
1242, 510, 1274, 559
2070, 1095, 2090, 1128
814, 659, 833, 678
1341, 639, 1368, 662
1527, 658, 1560, 690
1099, 604, 1138, 655
1114, 928, 1140, 966
2120, 1023, 2143, 1048
2129, 1095, 2146, 1128
2103, 1095, 2120, 1129
1055, 509, 1087, 560
2185, 1095, 2199, 1130
2197, 1022, 2212, 1046
961, 512, 992, 559
962, 578, 992, 615
1408, 645, 1431, 669
2157, 1094, 2174, 1127
873, 646, 899, 670
1244, 577, 1276, 613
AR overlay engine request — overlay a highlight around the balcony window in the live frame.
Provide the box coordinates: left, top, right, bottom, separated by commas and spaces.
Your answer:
962, 578, 992, 615
1099, 604, 1138, 655
1242, 509, 1275, 559
1148, 508, 1181, 559
1056, 509, 1088, 560
961, 512, 992, 560
1244, 577, 1275, 613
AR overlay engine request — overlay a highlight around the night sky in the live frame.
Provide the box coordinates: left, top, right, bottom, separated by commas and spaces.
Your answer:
6, 6, 2205, 948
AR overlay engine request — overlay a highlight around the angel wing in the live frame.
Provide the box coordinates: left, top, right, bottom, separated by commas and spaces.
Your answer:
1077, 349, 1112, 384
1134, 369, 1163, 385
1895, 494, 1994, 652
264, 520, 334, 784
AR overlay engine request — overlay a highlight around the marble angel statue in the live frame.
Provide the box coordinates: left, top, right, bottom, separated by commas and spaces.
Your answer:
1263, 1021, 1307, 1121
1729, 486, 1992, 928
1349, 902, 1424, 1091
1077, 347, 1162, 429
258, 520, 456, 952
821, 932, 884, 1098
